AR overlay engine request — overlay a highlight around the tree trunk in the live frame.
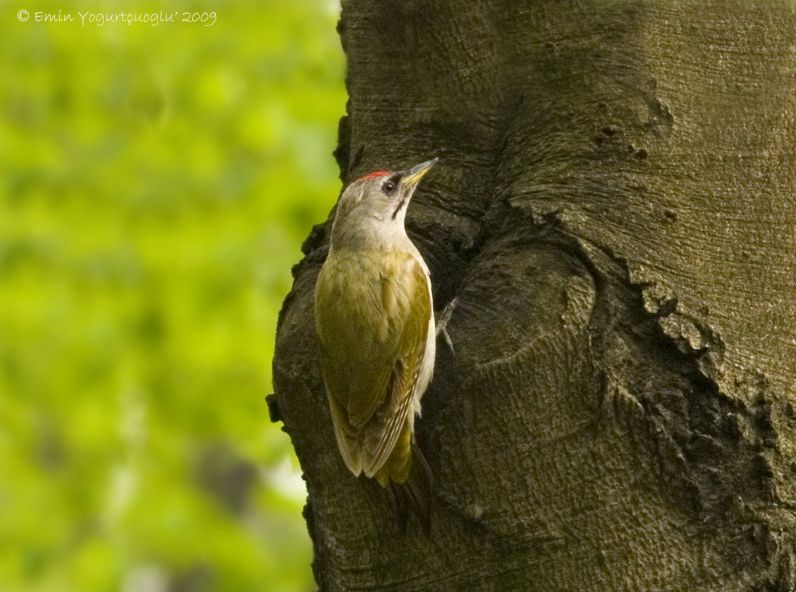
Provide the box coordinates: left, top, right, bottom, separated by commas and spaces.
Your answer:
272, 1, 796, 590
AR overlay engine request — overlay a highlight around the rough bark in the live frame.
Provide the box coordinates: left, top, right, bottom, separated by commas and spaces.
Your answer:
272, 1, 796, 590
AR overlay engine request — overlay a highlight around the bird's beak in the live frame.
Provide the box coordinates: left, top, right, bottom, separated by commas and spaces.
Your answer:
400, 158, 438, 193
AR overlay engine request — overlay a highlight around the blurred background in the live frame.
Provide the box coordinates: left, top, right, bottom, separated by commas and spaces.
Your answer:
0, 0, 345, 590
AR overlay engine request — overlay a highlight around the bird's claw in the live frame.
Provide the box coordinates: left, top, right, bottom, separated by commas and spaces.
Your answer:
435, 297, 458, 354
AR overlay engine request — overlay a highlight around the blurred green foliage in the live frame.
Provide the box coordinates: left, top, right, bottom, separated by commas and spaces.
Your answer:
0, 0, 345, 589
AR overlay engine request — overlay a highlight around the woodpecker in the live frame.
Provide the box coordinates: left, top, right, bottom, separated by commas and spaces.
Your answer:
314, 158, 439, 529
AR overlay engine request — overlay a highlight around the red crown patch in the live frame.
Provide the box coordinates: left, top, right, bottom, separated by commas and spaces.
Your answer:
359, 170, 391, 180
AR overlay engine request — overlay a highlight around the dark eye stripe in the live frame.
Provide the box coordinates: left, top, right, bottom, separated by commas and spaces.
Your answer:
382, 174, 401, 195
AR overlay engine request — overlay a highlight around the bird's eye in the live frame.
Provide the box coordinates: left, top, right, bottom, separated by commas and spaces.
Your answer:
382, 180, 396, 194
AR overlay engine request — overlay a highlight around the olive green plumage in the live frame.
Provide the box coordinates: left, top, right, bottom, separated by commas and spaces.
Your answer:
316, 250, 430, 485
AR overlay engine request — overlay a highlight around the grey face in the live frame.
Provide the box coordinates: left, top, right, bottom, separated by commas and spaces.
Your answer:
354, 172, 412, 221
336, 159, 438, 227
329, 159, 438, 251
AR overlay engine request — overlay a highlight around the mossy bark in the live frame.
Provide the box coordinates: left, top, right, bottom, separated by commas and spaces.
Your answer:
272, 1, 796, 590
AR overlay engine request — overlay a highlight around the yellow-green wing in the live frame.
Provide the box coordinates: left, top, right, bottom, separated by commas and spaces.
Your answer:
314, 251, 431, 478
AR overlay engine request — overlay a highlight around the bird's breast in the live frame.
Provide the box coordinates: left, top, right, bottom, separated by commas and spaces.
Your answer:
317, 249, 429, 343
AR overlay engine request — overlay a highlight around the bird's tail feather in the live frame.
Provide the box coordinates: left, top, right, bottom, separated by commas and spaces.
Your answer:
388, 443, 433, 533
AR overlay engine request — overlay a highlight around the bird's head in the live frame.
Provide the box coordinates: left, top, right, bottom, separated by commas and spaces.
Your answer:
330, 158, 438, 250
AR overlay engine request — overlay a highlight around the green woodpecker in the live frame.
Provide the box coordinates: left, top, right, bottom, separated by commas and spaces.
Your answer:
314, 158, 438, 527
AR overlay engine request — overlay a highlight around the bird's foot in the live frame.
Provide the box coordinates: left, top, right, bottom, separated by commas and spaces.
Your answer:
435, 297, 458, 354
